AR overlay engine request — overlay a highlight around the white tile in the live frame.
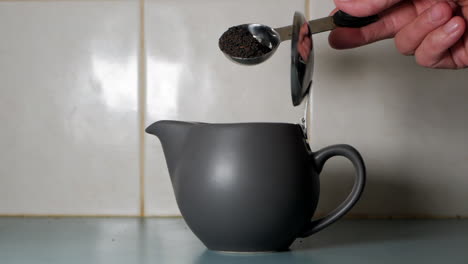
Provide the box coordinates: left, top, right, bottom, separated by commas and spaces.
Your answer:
145, 0, 306, 215
0, 1, 140, 215
309, 2, 468, 216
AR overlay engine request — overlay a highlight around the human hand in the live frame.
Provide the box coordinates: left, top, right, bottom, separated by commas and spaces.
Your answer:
329, 0, 468, 69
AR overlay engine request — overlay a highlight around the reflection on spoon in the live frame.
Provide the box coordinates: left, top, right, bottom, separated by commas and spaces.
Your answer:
297, 22, 312, 62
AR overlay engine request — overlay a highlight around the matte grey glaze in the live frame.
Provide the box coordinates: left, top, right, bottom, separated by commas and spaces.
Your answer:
146, 120, 366, 252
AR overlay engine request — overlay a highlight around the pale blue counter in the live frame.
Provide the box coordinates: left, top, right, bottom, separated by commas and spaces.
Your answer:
1, 218, 467, 263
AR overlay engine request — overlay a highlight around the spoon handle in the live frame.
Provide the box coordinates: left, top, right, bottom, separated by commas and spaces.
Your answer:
309, 10, 378, 34
276, 11, 378, 40
309, 16, 336, 34
332, 10, 379, 28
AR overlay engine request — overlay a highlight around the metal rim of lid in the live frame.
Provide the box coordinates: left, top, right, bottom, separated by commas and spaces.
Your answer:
290, 11, 314, 107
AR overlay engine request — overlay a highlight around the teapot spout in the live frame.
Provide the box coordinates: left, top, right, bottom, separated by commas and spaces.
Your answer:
145, 120, 195, 177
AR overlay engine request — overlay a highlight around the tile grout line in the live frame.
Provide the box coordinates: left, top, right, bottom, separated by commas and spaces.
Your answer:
138, 0, 147, 217
0, 214, 141, 218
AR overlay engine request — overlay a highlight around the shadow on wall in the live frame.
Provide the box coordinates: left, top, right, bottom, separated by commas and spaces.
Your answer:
290, 218, 460, 251
310, 37, 468, 217
315, 163, 434, 218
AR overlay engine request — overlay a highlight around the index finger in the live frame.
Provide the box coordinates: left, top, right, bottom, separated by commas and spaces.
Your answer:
334, 0, 403, 17
329, 2, 417, 49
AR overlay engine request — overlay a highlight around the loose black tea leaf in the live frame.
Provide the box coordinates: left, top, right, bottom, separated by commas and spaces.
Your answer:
219, 26, 272, 58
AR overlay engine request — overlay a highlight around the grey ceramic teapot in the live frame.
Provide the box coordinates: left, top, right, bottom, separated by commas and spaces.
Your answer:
146, 120, 365, 252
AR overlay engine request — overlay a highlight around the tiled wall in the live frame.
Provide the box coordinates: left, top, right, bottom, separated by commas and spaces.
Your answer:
0, 0, 140, 215
1, 0, 467, 217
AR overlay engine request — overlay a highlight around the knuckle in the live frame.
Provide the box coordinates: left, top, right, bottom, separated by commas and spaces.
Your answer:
362, 29, 376, 44
403, 50, 415, 56
415, 53, 434, 68
424, 34, 440, 52
394, 36, 415, 56
453, 46, 468, 69
383, 16, 397, 37
427, 2, 452, 24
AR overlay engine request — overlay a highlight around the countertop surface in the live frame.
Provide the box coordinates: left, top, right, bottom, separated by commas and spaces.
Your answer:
1, 217, 467, 264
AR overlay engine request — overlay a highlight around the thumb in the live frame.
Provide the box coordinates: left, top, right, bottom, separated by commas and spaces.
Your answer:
334, 0, 403, 17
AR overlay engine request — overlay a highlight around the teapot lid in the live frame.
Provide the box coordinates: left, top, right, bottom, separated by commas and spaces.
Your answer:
290, 11, 313, 107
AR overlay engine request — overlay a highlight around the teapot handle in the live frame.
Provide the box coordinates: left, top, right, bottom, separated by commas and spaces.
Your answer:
300, 144, 366, 237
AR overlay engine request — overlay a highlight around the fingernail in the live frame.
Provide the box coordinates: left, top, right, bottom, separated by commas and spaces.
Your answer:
444, 20, 459, 34
430, 6, 443, 23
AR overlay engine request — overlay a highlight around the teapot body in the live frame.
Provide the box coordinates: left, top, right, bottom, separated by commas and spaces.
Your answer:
168, 123, 319, 252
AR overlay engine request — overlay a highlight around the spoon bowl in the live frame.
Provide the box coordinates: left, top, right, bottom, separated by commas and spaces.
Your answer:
219, 11, 378, 66
220, 24, 281, 65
